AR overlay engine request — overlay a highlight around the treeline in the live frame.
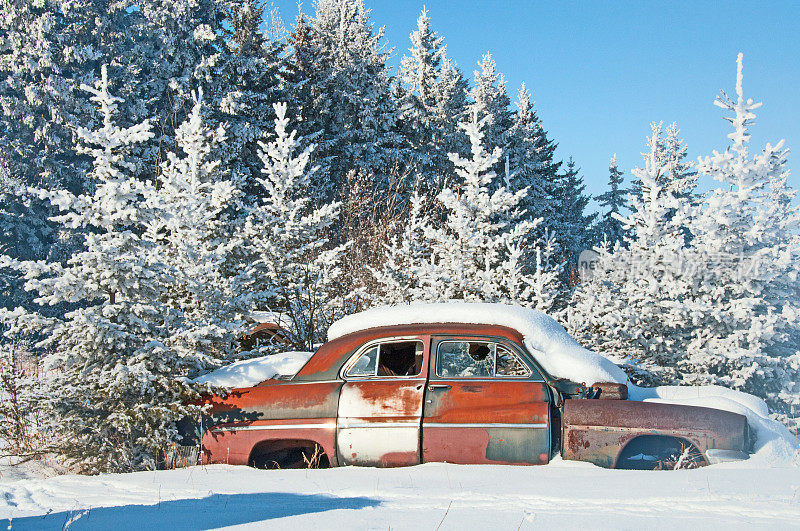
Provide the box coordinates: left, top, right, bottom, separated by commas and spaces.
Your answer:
0, 1, 797, 472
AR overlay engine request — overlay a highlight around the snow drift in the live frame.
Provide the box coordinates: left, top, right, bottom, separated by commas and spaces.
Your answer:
328, 302, 629, 385
194, 351, 313, 388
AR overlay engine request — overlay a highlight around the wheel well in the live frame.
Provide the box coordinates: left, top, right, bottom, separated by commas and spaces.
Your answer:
248, 439, 330, 469
615, 435, 706, 470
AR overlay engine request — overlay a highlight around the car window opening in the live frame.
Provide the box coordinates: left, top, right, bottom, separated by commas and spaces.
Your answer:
348, 341, 423, 377
437, 341, 532, 378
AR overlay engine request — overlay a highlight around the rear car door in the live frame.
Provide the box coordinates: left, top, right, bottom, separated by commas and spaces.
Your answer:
422, 336, 551, 465
336, 336, 429, 467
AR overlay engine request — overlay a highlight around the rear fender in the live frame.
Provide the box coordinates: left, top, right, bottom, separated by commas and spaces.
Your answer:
562, 399, 748, 468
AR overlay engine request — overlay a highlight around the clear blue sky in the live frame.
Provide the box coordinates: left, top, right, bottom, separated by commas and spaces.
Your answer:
272, 0, 800, 205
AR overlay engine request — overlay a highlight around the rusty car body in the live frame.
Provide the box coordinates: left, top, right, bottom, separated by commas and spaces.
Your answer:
197, 322, 750, 470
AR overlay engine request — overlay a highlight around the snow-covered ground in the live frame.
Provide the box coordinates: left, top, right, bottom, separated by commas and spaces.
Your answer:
1, 457, 799, 530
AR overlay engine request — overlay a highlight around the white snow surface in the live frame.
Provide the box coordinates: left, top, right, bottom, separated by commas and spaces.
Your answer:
193, 351, 313, 388
328, 303, 629, 386
2, 458, 799, 530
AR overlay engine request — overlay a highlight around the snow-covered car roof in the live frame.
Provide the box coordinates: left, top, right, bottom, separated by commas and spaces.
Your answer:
328, 303, 629, 385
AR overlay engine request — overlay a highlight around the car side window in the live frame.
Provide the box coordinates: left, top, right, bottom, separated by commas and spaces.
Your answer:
345, 340, 424, 378
436, 340, 536, 379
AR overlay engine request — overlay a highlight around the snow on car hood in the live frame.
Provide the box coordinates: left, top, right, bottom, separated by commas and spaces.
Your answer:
328, 302, 629, 386
194, 351, 314, 388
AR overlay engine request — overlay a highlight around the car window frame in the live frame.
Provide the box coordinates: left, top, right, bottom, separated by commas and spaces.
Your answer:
431, 335, 545, 382
340, 336, 427, 381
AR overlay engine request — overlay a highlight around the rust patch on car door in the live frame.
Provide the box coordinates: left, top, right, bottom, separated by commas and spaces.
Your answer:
422, 378, 550, 465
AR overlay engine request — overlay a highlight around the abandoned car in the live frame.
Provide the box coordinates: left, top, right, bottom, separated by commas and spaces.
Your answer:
196, 304, 751, 470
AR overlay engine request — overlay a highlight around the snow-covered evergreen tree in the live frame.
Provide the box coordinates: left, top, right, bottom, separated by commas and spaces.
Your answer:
630, 122, 696, 202
551, 158, 597, 267
146, 91, 242, 371
399, 9, 469, 190
568, 142, 694, 384
287, 0, 406, 204
233, 102, 346, 350
681, 54, 800, 419
594, 155, 630, 246
468, 53, 512, 162
374, 113, 560, 313
0, 67, 212, 472
214, 0, 288, 197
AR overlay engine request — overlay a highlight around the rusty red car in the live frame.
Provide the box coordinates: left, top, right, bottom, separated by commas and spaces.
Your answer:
196, 304, 750, 470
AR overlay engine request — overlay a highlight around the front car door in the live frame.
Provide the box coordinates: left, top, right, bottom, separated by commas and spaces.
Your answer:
336, 336, 429, 467
422, 335, 551, 465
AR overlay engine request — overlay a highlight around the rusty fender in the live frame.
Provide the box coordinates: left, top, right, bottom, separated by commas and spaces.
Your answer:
200, 380, 343, 466
561, 399, 748, 468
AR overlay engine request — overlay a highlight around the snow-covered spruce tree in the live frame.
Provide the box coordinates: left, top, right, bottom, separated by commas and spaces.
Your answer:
233, 103, 346, 351
0, 67, 210, 473
146, 91, 242, 372
629, 122, 696, 202
399, 8, 469, 190
214, 0, 289, 197
550, 157, 597, 268
287, 0, 407, 205
468, 53, 512, 166
373, 113, 560, 313
568, 132, 695, 385
0, 156, 54, 312
681, 54, 800, 421
504, 84, 560, 225
594, 155, 630, 246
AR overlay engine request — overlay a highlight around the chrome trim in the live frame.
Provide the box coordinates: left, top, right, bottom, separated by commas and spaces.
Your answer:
342, 377, 427, 383
338, 421, 420, 429
267, 379, 342, 385
211, 422, 336, 433
705, 449, 749, 464
424, 422, 548, 429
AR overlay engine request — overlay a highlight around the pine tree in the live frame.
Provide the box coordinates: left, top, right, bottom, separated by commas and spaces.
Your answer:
233, 102, 347, 350
0, 67, 210, 472
630, 121, 695, 201
595, 155, 630, 246
287, 0, 406, 204
146, 91, 242, 371
568, 140, 694, 385
468, 53, 512, 162
681, 54, 800, 420
551, 158, 597, 267
373, 113, 559, 313
399, 8, 469, 189
214, 0, 288, 197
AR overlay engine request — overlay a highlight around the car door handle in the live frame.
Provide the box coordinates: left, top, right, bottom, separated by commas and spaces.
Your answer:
428, 384, 451, 391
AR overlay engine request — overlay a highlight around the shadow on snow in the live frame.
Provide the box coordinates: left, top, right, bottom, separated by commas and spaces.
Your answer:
3, 491, 380, 530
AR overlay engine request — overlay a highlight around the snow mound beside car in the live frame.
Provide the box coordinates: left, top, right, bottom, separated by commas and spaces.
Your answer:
328, 302, 629, 386
194, 351, 314, 388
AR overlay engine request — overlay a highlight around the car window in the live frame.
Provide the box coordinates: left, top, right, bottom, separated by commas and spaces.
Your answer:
436, 340, 534, 379
346, 340, 424, 378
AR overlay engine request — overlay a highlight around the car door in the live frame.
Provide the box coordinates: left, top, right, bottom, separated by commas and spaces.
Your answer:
336, 336, 429, 467
422, 335, 551, 465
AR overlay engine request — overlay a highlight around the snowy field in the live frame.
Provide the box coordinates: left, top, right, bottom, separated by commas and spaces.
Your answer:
1, 457, 799, 530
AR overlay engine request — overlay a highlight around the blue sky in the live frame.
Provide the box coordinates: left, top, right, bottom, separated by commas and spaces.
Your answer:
271, 0, 799, 204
